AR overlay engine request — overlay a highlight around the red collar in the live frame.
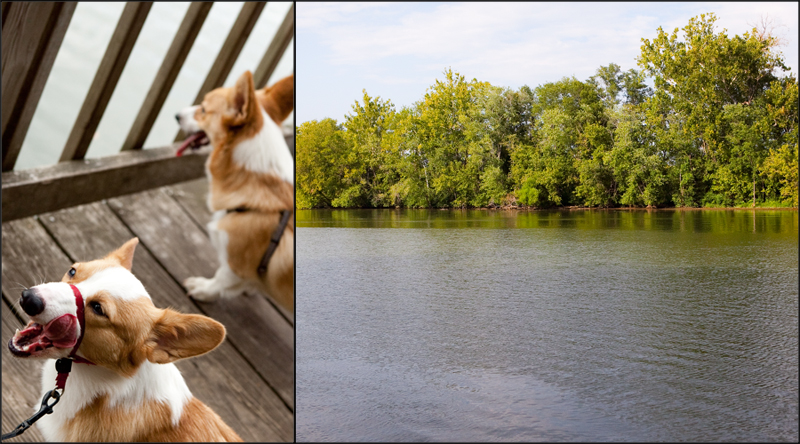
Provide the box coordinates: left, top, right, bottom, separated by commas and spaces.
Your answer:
54, 285, 95, 391
67, 284, 93, 365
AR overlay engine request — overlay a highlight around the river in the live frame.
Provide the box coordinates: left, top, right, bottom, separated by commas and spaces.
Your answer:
296, 209, 798, 442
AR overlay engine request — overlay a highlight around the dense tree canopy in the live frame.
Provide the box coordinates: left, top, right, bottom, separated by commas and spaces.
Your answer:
297, 14, 798, 209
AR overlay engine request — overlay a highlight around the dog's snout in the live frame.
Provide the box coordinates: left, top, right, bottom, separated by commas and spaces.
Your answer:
20, 289, 45, 316
175, 113, 181, 123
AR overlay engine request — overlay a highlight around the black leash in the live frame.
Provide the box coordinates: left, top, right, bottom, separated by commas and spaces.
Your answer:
1, 358, 74, 441
226, 207, 292, 277
1, 389, 61, 441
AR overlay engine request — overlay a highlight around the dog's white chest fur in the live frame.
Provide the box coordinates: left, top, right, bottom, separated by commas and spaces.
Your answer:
232, 110, 294, 184
36, 360, 192, 441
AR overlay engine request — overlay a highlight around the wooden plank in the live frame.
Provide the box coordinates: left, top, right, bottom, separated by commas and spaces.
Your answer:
36, 202, 293, 439
107, 189, 295, 407
1, 217, 74, 296
165, 178, 214, 233
174, 2, 266, 143
165, 179, 295, 326
2, 2, 76, 172
121, 2, 213, 152
1, 145, 208, 223
253, 3, 294, 89
59, 2, 153, 162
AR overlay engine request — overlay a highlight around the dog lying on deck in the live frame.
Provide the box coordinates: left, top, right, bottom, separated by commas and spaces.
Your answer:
7, 238, 242, 441
175, 71, 294, 312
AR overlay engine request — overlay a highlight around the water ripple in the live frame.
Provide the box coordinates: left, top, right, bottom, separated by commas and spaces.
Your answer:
297, 211, 799, 442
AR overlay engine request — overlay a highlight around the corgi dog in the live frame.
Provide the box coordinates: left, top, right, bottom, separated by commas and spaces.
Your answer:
7, 238, 242, 442
175, 71, 294, 312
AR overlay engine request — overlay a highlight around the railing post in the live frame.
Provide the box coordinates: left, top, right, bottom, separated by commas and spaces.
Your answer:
1, 2, 76, 172
253, 3, 294, 90
1, 2, 12, 27
121, 2, 213, 152
59, 2, 152, 162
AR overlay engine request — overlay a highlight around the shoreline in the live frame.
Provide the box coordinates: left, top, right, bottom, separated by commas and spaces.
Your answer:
298, 206, 799, 212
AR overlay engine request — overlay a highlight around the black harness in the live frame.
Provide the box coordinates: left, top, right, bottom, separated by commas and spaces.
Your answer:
226, 207, 292, 276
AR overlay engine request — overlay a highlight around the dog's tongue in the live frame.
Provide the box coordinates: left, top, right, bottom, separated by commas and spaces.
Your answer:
43, 314, 78, 348
176, 131, 208, 157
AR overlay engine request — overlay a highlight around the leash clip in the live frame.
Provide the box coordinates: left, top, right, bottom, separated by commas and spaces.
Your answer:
0, 389, 61, 441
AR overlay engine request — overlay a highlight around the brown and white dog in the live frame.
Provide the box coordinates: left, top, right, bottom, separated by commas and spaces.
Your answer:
175, 71, 294, 312
7, 238, 241, 441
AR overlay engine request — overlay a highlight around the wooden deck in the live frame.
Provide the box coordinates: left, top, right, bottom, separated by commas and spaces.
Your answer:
1, 178, 294, 442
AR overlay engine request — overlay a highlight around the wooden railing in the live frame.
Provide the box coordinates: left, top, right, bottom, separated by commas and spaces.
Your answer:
1, 1, 294, 222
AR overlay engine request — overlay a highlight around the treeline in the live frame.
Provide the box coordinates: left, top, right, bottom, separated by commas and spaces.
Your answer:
297, 14, 798, 209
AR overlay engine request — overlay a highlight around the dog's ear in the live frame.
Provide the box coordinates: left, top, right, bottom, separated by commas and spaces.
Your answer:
229, 70, 260, 127
107, 237, 139, 271
146, 309, 226, 364
257, 74, 293, 124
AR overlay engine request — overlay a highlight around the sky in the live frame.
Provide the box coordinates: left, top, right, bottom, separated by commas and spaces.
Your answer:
296, 1, 799, 125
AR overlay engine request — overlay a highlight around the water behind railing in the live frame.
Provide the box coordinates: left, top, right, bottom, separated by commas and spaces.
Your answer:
297, 209, 798, 442
17, 1, 294, 171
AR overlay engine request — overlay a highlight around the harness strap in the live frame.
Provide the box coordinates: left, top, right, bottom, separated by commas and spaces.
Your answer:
257, 210, 292, 277
224, 207, 292, 277
68, 284, 86, 359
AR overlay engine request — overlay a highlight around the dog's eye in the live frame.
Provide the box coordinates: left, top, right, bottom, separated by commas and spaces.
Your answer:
200, 106, 205, 114
89, 301, 105, 317
68, 268, 76, 278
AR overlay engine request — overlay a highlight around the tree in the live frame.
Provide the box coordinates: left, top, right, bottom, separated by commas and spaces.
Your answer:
589, 63, 624, 108
759, 76, 799, 206
295, 119, 350, 208
342, 91, 401, 207
510, 76, 611, 207
403, 69, 499, 207
608, 105, 669, 206
638, 12, 791, 206
589, 63, 653, 108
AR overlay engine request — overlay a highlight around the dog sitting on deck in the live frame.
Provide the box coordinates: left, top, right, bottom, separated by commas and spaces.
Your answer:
7, 238, 242, 442
175, 71, 294, 312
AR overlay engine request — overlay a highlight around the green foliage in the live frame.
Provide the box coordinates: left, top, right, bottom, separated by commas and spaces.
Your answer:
511, 108, 577, 207
608, 105, 669, 206
514, 76, 611, 207
341, 91, 403, 207
637, 12, 793, 207
759, 77, 799, 206
589, 63, 652, 108
402, 69, 500, 208
295, 119, 349, 208
297, 14, 798, 209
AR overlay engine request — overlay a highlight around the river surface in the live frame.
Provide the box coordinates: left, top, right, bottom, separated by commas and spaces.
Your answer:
296, 209, 798, 442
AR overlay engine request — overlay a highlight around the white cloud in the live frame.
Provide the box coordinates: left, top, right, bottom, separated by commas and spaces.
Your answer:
297, 2, 395, 28
301, 3, 670, 88
297, 1, 799, 123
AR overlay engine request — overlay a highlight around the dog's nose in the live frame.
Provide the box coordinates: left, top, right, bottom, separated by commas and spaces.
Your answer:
175, 113, 181, 123
20, 289, 45, 316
